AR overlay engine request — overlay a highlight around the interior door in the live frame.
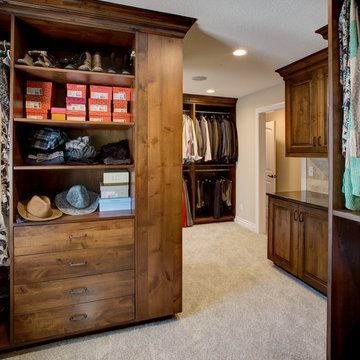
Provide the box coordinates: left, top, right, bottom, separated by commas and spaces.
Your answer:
265, 120, 277, 193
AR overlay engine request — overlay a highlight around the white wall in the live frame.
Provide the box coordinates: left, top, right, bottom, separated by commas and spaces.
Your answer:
266, 109, 301, 192
236, 83, 284, 227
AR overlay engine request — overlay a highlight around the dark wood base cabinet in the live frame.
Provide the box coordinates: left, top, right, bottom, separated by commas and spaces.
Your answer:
0, 0, 195, 352
268, 196, 328, 294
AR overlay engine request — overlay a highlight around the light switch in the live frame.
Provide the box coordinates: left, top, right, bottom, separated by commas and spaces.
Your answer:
308, 166, 314, 177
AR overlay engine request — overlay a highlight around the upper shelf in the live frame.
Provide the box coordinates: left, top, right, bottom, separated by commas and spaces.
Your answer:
14, 118, 134, 129
15, 65, 134, 87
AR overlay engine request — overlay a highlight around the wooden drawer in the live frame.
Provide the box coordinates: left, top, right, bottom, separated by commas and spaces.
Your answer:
14, 296, 134, 344
14, 219, 134, 256
14, 270, 134, 314
14, 246, 134, 284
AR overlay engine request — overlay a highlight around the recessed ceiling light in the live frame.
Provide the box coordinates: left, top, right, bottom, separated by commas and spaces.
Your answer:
192, 76, 207, 81
206, 89, 216, 94
233, 49, 247, 56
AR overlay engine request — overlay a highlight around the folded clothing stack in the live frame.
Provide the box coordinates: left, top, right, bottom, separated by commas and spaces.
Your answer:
25, 127, 69, 165
65, 136, 97, 164
98, 139, 131, 165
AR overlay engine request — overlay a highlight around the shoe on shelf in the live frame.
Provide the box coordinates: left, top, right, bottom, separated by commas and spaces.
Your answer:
17, 52, 34, 66
107, 52, 117, 74
34, 56, 46, 67
78, 52, 91, 71
92, 52, 103, 72
60, 54, 80, 69
26, 51, 58, 68
121, 50, 135, 75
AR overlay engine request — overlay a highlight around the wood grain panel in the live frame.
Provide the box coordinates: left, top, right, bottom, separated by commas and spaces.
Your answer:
14, 296, 134, 344
298, 205, 328, 294
135, 32, 183, 320
14, 219, 134, 256
268, 197, 299, 276
289, 80, 312, 146
14, 270, 134, 314
14, 246, 134, 284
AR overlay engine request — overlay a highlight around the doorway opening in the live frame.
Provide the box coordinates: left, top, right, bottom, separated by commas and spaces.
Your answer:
255, 102, 305, 234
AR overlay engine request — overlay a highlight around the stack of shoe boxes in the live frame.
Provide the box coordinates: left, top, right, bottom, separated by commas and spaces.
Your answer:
89, 86, 112, 122
66, 84, 87, 121
99, 170, 132, 211
25, 81, 55, 119
113, 87, 131, 123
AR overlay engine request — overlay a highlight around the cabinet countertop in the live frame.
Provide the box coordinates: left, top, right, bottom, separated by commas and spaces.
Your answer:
267, 191, 328, 210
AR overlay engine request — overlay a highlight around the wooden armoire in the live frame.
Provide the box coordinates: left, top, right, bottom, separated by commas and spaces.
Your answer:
0, 0, 195, 350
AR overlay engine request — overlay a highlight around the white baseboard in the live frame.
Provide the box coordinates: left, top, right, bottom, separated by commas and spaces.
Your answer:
234, 216, 257, 233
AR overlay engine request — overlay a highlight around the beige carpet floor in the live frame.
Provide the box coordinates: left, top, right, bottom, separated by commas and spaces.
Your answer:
1, 222, 327, 360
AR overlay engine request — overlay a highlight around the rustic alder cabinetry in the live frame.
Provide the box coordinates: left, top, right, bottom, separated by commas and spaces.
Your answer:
276, 49, 328, 157
0, 0, 195, 350
267, 193, 328, 294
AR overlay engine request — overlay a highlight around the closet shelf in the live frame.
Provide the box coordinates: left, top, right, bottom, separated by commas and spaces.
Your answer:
13, 209, 135, 227
14, 118, 134, 129
15, 64, 134, 86
13, 164, 134, 170
333, 209, 360, 223
194, 215, 234, 224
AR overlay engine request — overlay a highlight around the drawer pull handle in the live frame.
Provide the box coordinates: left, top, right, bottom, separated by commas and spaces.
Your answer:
318, 136, 322, 146
69, 314, 88, 322
68, 261, 87, 267
299, 212, 304, 223
69, 287, 88, 295
313, 136, 316, 146
294, 210, 298, 221
69, 233, 87, 239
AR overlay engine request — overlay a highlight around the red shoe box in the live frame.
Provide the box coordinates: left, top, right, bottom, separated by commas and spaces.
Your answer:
67, 111, 86, 121
113, 87, 131, 101
90, 85, 112, 100
26, 111, 48, 120
66, 97, 86, 112
26, 81, 54, 100
112, 113, 131, 123
89, 99, 111, 116
67, 84, 87, 98
89, 115, 111, 122
113, 100, 128, 113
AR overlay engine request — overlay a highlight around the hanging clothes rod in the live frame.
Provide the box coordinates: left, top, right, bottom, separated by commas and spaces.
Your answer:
196, 111, 230, 115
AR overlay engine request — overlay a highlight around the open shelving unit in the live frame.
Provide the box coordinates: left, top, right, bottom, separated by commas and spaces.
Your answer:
0, 0, 195, 350
183, 94, 237, 225
328, 1, 360, 359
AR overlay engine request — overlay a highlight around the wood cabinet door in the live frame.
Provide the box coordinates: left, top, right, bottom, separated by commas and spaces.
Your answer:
285, 72, 317, 155
298, 205, 328, 294
268, 197, 299, 276
315, 66, 328, 154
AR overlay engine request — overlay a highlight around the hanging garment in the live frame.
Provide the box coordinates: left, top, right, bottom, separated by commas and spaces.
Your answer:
341, 0, 360, 210
182, 114, 201, 163
182, 182, 187, 227
183, 178, 193, 226
339, 0, 351, 155
200, 116, 212, 162
221, 177, 233, 207
195, 118, 203, 159
213, 179, 222, 219
0, 60, 10, 266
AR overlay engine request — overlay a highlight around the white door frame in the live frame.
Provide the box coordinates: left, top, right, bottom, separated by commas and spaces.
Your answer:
255, 102, 285, 234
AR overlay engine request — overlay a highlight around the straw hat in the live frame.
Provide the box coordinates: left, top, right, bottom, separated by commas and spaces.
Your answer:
17, 195, 63, 221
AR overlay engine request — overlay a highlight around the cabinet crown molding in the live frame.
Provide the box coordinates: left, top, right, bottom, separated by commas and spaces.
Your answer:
0, 0, 196, 38
276, 48, 328, 79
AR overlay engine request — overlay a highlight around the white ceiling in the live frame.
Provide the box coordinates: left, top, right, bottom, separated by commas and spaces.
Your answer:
104, 0, 328, 98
